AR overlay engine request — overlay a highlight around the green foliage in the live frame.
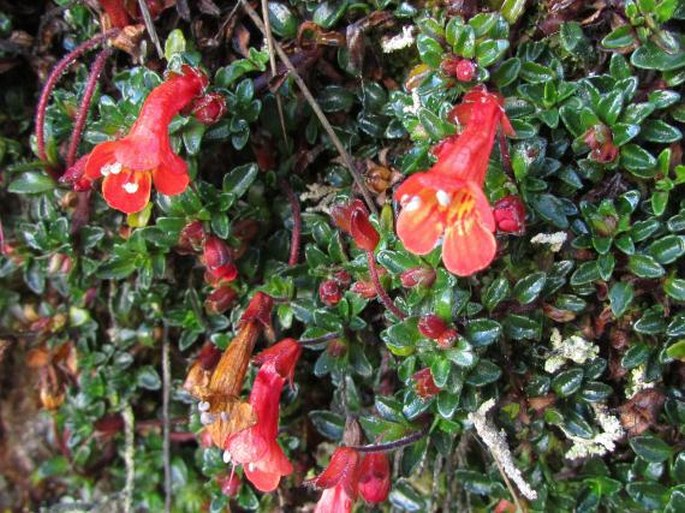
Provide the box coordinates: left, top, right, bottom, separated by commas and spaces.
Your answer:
0, 1, 684, 512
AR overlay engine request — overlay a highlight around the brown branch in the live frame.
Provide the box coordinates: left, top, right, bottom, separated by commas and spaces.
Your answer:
367, 251, 406, 320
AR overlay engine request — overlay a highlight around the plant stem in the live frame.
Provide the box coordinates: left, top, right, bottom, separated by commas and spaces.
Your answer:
241, 1, 378, 216
35, 29, 118, 167
350, 423, 429, 453
281, 179, 301, 266
366, 251, 406, 320
162, 323, 171, 513
66, 47, 112, 168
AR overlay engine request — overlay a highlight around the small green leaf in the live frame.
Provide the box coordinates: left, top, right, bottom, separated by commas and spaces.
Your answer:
621, 144, 656, 175
513, 272, 547, 304
8, 171, 55, 194
601, 25, 637, 49
551, 368, 584, 397
629, 435, 673, 463
222, 163, 258, 197
609, 281, 634, 317
628, 254, 665, 278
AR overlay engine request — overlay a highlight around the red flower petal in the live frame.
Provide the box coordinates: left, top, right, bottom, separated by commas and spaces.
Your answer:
84, 141, 118, 180
442, 216, 496, 276
396, 192, 444, 255
152, 150, 189, 196
101, 169, 151, 214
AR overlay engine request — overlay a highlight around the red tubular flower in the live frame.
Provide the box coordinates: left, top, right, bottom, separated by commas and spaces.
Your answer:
358, 453, 391, 504
83, 65, 208, 213
394, 87, 514, 276
203, 236, 238, 284
493, 195, 526, 235
309, 447, 362, 513
98, 0, 131, 28
224, 338, 302, 492
331, 199, 380, 252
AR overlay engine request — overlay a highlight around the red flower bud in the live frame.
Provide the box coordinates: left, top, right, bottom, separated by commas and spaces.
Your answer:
204, 285, 238, 315
440, 55, 460, 76
351, 280, 377, 299
418, 314, 449, 339
191, 92, 227, 125
333, 270, 352, 287
493, 195, 526, 235
399, 267, 436, 288
583, 124, 619, 163
359, 453, 391, 504
177, 220, 206, 254
413, 368, 441, 398
319, 279, 343, 307
436, 328, 458, 349
60, 154, 93, 192
455, 59, 476, 82
203, 235, 237, 283
350, 209, 380, 251
331, 199, 379, 251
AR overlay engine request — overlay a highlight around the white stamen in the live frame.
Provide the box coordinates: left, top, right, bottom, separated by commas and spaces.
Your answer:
222, 450, 232, 464
436, 189, 451, 207
404, 196, 422, 212
123, 181, 139, 194
101, 162, 122, 177
200, 412, 215, 425
247, 463, 255, 472
220, 412, 230, 421
198, 401, 210, 412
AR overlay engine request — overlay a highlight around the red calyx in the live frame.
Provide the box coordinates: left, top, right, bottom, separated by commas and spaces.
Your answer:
204, 285, 238, 315
399, 267, 436, 288
331, 199, 380, 252
493, 195, 526, 235
203, 235, 237, 283
418, 314, 449, 339
319, 279, 343, 307
413, 368, 441, 398
191, 92, 227, 125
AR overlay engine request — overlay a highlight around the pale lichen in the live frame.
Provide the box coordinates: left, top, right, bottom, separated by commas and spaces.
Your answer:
530, 231, 567, 252
564, 404, 624, 460
544, 329, 599, 373
468, 399, 538, 501
625, 364, 655, 399
381, 25, 416, 53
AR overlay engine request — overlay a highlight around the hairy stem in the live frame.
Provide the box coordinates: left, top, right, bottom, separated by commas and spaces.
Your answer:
350, 422, 429, 453
66, 47, 112, 168
35, 29, 118, 167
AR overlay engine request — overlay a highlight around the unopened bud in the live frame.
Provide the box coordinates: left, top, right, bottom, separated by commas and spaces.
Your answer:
191, 92, 227, 125
204, 285, 238, 315
455, 59, 476, 82
319, 279, 343, 307
399, 267, 436, 288
351, 280, 377, 299
418, 314, 448, 339
493, 195, 526, 235
413, 368, 441, 398
203, 236, 237, 283
177, 220, 206, 254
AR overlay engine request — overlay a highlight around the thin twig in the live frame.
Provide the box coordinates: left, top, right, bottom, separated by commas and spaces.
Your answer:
35, 29, 118, 166
241, 1, 377, 216
260, 0, 288, 144
137, 0, 163, 59
122, 402, 135, 513
498, 129, 514, 181
366, 251, 406, 320
162, 323, 172, 513
66, 47, 112, 168
281, 179, 301, 266
349, 422, 429, 453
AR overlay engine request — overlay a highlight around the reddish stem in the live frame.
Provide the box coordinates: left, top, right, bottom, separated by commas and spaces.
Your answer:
366, 251, 406, 320
35, 29, 118, 165
66, 47, 112, 168
498, 128, 513, 181
282, 179, 301, 266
